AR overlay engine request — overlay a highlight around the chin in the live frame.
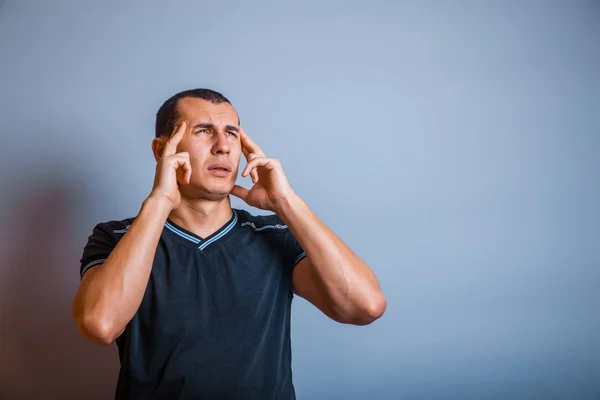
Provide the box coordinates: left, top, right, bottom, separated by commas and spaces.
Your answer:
184, 180, 234, 201
203, 192, 230, 201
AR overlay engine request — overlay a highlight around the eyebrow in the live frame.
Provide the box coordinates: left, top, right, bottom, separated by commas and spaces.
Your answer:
191, 122, 239, 132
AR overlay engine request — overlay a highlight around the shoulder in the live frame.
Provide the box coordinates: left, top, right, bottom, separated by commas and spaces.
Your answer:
90, 216, 136, 241
233, 208, 305, 265
234, 208, 289, 235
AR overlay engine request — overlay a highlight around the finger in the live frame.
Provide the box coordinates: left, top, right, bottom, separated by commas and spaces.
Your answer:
242, 157, 261, 177
179, 161, 192, 185
170, 152, 190, 165
229, 185, 249, 201
240, 152, 260, 182
168, 152, 190, 165
240, 127, 266, 157
168, 152, 191, 183
241, 141, 262, 168
245, 152, 260, 183
172, 154, 192, 185
241, 138, 252, 159
241, 151, 261, 164
172, 151, 190, 159
183, 159, 192, 184
163, 121, 187, 156
242, 156, 274, 177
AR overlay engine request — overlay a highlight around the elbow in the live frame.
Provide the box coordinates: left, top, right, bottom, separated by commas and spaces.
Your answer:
77, 315, 116, 345
359, 293, 387, 325
340, 292, 387, 326
367, 293, 387, 322
73, 305, 118, 346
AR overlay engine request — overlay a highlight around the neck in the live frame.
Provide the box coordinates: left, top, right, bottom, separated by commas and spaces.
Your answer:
167, 195, 234, 239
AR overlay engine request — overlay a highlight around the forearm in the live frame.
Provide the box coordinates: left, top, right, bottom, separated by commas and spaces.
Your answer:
275, 193, 385, 322
73, 196, 172, 344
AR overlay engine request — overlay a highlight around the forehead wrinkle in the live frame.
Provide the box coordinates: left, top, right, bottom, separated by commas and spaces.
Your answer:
192, 119, 238, 130
177, 99, 239, 127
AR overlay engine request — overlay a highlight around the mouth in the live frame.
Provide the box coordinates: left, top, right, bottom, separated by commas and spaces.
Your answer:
208, 162, 232, 171
207, 162, 232, 177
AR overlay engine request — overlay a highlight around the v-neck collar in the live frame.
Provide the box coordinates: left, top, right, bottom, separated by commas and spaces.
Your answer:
164, 209, 239, 251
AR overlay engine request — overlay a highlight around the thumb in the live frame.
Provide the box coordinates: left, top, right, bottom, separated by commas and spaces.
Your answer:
230, 185, 249, 201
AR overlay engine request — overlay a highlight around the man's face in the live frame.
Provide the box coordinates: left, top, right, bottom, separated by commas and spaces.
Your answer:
164, 97, 242, 200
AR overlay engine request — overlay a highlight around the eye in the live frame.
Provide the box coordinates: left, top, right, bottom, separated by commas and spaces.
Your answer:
195, 129, 207, 134
227, 131, 237, 137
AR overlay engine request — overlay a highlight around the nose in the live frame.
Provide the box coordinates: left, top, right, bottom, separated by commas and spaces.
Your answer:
212, 131, 231, 156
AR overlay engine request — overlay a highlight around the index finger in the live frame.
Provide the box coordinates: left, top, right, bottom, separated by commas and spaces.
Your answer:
240, 127, 265, 157
164, 121, 187, 156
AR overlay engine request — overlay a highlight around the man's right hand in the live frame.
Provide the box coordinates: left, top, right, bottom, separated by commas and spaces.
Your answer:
149, 121, 192, 210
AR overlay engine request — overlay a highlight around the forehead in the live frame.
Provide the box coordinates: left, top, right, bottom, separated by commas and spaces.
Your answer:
177, 97, 239, 125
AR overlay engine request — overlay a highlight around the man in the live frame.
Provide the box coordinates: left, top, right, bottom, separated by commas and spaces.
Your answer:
72, 88, 387, 399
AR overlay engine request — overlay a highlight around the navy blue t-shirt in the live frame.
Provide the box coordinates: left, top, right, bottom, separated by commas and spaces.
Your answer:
79, 208, 307, 400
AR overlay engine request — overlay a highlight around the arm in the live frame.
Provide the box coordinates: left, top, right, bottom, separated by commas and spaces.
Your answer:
72, 196, 172, 345
229, 127, 386, 326
276, 193, 387, 325
72, 120, 191, 345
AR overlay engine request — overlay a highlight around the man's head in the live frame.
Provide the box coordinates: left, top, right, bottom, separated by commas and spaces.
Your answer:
152, 88, 242, 201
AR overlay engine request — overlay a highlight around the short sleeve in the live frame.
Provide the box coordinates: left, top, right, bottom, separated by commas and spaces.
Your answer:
79, 222, 117, 279
282, 228, 307, 271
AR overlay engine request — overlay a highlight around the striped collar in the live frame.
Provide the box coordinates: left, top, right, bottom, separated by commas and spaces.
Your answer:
164, 209, 238, 251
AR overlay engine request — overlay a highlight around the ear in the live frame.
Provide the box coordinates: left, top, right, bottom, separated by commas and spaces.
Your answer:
151, 138, 166, 162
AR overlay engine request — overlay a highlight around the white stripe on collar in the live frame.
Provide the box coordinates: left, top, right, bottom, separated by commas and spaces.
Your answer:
164, 210, 238, 250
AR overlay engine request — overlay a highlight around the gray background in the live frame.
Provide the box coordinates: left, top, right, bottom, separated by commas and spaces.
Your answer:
0, 0, 599, 399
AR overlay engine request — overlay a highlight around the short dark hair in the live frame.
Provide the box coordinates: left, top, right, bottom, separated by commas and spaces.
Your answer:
155, 88, 235, 138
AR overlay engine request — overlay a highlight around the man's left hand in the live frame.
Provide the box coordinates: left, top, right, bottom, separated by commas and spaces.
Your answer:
229, 128, 295, 211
